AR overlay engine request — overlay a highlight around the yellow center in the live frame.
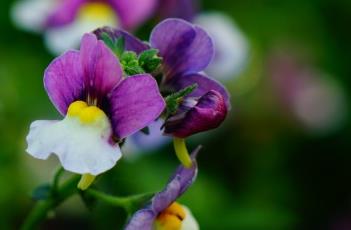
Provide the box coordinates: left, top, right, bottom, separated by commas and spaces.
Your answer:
155, 202, 186, 230
77, 2, 117, 23
67, 101, 106, 125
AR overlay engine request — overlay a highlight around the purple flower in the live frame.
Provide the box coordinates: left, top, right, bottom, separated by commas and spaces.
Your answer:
26, 33, 165, 177
150, 18, 229, 138
45, 0, 157, 30
12, 0, 157, 54
125, 147, 201, 230
95, 19, 230, 138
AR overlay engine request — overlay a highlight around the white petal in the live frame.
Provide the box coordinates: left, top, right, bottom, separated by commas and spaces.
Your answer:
11, 0, 56, 33
44, 10, 118, 55
194, 12, 250, 80
26, 117, 121, 175
181, 205, 199, 230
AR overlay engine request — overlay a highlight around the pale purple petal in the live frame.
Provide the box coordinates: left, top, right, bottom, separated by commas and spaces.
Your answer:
94, 27, 149, 54
44, 50, 84, 115
125, 148, 199, 229
125, 209, 155, 230
168, 73, 230, 108
109, 74, 165, 139
109, 0, 157, 30
150, 18, 214, 79
80, 33, 123, 102
164, 90, 227, 138
46, 0, 86, 28
129, 119, 171, 152
152, 148, 199, 213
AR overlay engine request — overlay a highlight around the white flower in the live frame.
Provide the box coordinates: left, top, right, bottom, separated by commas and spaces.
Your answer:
194, 12, 250, 80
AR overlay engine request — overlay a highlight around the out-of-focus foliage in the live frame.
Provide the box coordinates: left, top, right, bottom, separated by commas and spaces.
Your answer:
0, 0, 350, 229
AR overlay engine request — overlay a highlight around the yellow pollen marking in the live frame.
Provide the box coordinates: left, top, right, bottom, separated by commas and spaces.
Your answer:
78, 2, 117, 22
67, 101, 106, 124
67, 101, 87, 116
155, 202, 186, 230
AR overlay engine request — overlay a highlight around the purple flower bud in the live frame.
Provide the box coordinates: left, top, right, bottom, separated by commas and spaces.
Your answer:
164, 90, 227, 138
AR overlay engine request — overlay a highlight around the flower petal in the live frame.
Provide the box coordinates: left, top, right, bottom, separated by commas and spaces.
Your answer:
109, 0, 157, 30
94, 27, 149, 54
108, 74, 165, 139
150, 18, 214, 79
124, 209, 155, 230
44, 50, 85, 115
164, 90, 227, 138
26, 118, 121, 175
80, 33, 123, 101
45, 10, 117, 55
46, 0, 86, 28
125, 119, 171, 154
168, 73, 230, 108
152, 148, 199, 213
181, 205, 200, 230
11, 0, 56, 32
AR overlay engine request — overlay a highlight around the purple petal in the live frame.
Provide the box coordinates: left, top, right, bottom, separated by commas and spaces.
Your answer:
152, 148, 199, 212
164, 90, 227, 138
125, 148, 200, 229
130, 119, 171, 152
168, 73, 231, 108
44, 50, 84, 115
94, 27, 149, 54
108, 74, 165, 139
45, 0, 86, 28
80, 33, 123, 102
157, 0, 199, 21
150, 18, 214, 79
125, 209, 155, 230
109, 0, 157, 30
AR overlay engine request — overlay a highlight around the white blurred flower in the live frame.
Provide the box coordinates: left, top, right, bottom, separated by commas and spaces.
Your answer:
194, 12, 250, 81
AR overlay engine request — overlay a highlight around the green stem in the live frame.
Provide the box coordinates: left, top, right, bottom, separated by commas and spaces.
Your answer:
87, 189, 129, 207
21, 175, 80, 230
52, 167, 64, 193
86, 189, 154, 215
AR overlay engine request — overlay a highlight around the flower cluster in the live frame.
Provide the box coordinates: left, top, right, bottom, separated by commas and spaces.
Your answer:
25, 18, 230, 229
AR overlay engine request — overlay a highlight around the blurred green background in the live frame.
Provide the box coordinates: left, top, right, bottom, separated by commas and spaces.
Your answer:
1, 0, 351, 229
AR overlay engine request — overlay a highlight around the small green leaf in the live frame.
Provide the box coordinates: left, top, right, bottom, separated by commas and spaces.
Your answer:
100, 32, 125, 57
138, 49, 162, 73
165, 84, 198, 115
32, 183, 52, 201
121, 51, 145, 75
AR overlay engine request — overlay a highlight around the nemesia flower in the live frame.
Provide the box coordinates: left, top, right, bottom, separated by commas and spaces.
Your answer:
26, 33, 165, 189
149, 19, 229, 138
125, 147, 201, 230
194, 13, 249, 80
11, 0, 157, 54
